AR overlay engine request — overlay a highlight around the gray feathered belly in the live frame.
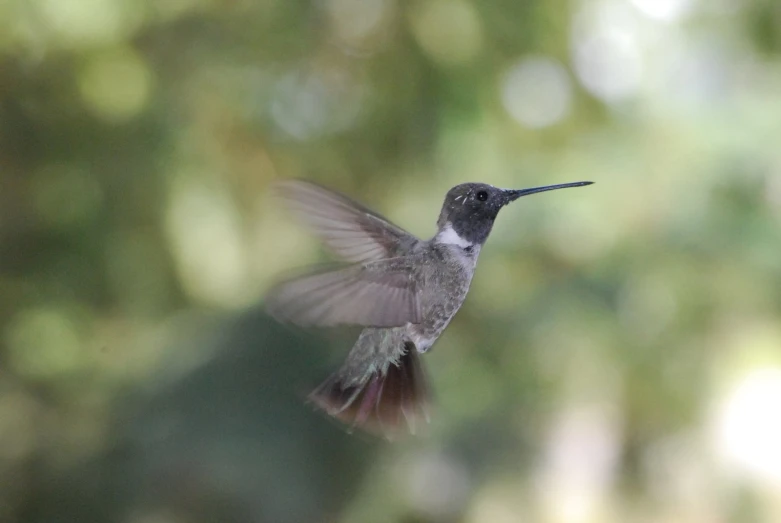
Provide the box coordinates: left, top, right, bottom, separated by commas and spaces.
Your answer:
405, 304, 460, 352
339, 268, 471, 384
338, 248, 475, 385
405, 273, 472, 353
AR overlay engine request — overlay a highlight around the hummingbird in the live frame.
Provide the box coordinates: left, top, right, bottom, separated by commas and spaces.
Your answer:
266, 179, 593, 438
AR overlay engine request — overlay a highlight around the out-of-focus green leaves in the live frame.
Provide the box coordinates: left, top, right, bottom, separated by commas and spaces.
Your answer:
2, 0, 781, 522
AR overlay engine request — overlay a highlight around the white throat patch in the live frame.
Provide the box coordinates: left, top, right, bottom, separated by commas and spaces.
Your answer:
436, 223, 472, 248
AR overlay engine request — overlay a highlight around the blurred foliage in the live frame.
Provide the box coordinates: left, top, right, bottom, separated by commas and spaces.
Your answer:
2, 0, 781, 522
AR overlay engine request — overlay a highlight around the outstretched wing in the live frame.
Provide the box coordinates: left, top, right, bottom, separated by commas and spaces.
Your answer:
265, 258, 421, 328
276, 180, 420, 263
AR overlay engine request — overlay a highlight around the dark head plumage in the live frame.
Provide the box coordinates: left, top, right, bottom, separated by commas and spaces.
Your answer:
437, 181, 594, 245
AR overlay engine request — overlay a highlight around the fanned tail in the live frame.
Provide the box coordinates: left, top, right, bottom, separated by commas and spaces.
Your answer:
308, 343, 430, 439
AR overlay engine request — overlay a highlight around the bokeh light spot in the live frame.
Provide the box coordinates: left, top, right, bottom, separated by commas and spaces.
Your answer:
714, 367, 781, 489
325, 0, 393, 50
409, 0, 483, 66
79, 46, 153, 122
501, 56, 573, 129
403, 452, 471, 519
6, 308, 85, 378
270, 68, 365, 140
38, 0, 142, 47
630, 0, 692, 22
538, 405, 621, 523
572, 2, 644, 103
165, 173, 252, 308
574, 30, 642, 102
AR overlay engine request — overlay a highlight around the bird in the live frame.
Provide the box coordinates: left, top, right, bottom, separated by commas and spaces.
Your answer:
265, 178, 593, 438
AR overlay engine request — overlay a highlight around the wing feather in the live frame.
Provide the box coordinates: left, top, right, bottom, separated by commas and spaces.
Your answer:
276, 180, 420, 262
265, 259, 421, 328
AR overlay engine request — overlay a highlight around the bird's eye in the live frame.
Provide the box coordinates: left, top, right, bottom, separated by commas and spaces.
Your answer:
476, 191, 488, 202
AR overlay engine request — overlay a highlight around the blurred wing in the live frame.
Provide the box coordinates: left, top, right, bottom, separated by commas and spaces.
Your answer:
265, 260, 421, 327
276, 180, 420, 263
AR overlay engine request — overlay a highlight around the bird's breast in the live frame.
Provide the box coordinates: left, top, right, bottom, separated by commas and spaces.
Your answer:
407, 255, 474, 353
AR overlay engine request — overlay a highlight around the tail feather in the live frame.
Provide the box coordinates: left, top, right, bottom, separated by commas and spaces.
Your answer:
309, 344, 430, 439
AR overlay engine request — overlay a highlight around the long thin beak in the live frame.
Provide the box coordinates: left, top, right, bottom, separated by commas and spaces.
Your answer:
504, 181, 593, 203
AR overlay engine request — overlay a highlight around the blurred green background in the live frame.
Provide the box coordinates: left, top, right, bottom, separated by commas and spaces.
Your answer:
2, 0, 781, 522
